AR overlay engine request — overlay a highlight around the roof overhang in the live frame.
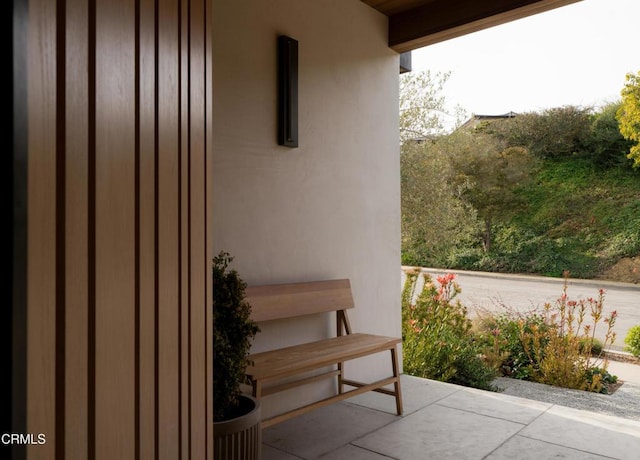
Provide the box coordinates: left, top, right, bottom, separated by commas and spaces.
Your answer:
361, 0, 582, 53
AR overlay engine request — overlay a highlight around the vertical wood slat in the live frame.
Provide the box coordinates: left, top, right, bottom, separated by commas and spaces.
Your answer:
189, 0, 207, 457
65, 0, 89, 458
94, 0, 136, 457
205, 0, 214, 455
180, 0, 191, 457
27, 0, 57, 458
138, 0, 157, 458
26, 0, 212, 458
157, 0, 181, 458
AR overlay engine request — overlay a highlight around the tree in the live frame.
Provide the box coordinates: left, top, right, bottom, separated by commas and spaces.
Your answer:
399, 69, 475, 267
400, 140, 479, 267
617, 71, 640, 168
399, 70, 466, 143
481, 106, 591, 160
448, 132, 536, 252
585, 102, 634, 168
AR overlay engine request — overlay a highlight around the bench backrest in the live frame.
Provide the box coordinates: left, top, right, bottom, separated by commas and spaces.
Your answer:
245, 279, 354, 322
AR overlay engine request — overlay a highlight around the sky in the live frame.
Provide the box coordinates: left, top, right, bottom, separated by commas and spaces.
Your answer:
411, 0, 640, 123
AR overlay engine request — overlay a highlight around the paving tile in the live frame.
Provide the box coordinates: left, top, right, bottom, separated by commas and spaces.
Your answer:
354, 403, 523, 459
437, 387, 551, 424
263, 444, 304, 460
263, 402, 396, 459
317, 444, 397, 459
520, 405, 640, 460
486, 435, 612, 459
347, 374, 462, 415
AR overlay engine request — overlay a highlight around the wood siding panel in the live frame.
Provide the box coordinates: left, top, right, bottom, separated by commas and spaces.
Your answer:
138, 0, 157, 458
94, 0, 136, 457
65, 0, 89, 458
180, 0, 191, 457
27, 0, 57, 457
205, 0, 214, 455
157, 0, 181, 458
189, 0, 207, 457
24, 0, 212, 458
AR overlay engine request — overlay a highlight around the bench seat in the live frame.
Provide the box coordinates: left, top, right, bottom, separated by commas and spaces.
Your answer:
244, 279, 403, 428
247, 333, 401, 381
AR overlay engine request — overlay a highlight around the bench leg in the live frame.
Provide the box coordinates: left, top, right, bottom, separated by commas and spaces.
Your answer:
390, 347, 403, 415
252, 380, 262, 399
337, 362, 344, 394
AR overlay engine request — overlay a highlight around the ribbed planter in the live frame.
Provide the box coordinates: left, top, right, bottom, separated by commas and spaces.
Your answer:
214, 395, 262, 460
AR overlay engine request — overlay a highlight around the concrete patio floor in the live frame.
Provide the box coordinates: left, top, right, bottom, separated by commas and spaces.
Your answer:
262, 375, 640, 459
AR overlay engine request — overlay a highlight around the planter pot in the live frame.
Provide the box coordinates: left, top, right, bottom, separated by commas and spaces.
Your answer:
214, 395, 262, 460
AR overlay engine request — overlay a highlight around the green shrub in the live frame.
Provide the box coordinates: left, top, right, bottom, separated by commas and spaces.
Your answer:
625, 325, 640, 357
402, 271, 497, 391
584, 367, 618, 394
476, 310, 548, 380
584, 102, 635, 168
212, 252, 260, 421
477, 279, 618, 393
579, 336, 604, 356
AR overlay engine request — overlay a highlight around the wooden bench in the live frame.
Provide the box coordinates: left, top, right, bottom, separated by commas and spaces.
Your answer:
244, 279, 403, 428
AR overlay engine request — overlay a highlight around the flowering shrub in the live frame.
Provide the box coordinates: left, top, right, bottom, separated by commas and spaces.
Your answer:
478, 276, 618, 393
402, 271, 497, 390
519, 282, 617, 393
475, 309, 548, 380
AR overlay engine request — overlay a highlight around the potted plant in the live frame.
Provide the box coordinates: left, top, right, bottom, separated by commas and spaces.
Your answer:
213, 251, 261, 459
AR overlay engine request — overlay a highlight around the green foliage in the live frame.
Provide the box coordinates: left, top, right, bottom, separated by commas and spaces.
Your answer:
446, 158, 640, 278
625, 324, 640, 357
402, 271, 497, 390
399, 70, 468, 143
213, 252, 259, 422
448, 131, 537, 251
405, 273, 619, 394
478, 281, 619, 393
399, 86, 640, 277
401, 141, 480, 267
585, 102, 634, 167
482, 106, 592, 160
617, 71, 640, 168
475, 310, 549, 380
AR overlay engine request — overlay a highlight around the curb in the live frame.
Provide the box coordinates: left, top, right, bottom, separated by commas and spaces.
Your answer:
401, 266, 640, 292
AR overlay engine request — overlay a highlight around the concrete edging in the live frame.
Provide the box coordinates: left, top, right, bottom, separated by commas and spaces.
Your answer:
401, 266, 640, 292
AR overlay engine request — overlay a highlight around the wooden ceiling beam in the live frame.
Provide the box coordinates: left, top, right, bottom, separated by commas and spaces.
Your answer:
388, 0, 581, 53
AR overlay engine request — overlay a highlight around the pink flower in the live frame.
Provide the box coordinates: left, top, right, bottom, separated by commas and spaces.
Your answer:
437, 273, 456, 285
408, 319, 422, 333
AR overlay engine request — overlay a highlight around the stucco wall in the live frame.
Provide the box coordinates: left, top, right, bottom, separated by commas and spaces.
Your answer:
213, 0, 401, 418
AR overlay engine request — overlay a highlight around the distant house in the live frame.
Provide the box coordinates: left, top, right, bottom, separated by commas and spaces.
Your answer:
405, 134, 439, 145
459, 111, 518, 130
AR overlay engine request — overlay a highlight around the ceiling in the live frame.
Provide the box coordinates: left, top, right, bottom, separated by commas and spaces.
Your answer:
361, 0, 581, 52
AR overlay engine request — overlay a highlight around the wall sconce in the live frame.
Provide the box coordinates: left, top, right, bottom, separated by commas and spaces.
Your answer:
277, 35, 298, 148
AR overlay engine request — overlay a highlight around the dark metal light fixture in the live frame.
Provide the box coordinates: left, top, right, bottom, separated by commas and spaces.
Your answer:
277, 35, 298, 148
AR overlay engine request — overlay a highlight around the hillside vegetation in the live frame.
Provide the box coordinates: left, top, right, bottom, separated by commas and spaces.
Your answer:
401, 104, 640, 281
475, 157, 640, 278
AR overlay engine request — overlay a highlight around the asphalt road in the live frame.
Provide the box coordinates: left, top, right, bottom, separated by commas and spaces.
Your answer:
402, 267, 640, 351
